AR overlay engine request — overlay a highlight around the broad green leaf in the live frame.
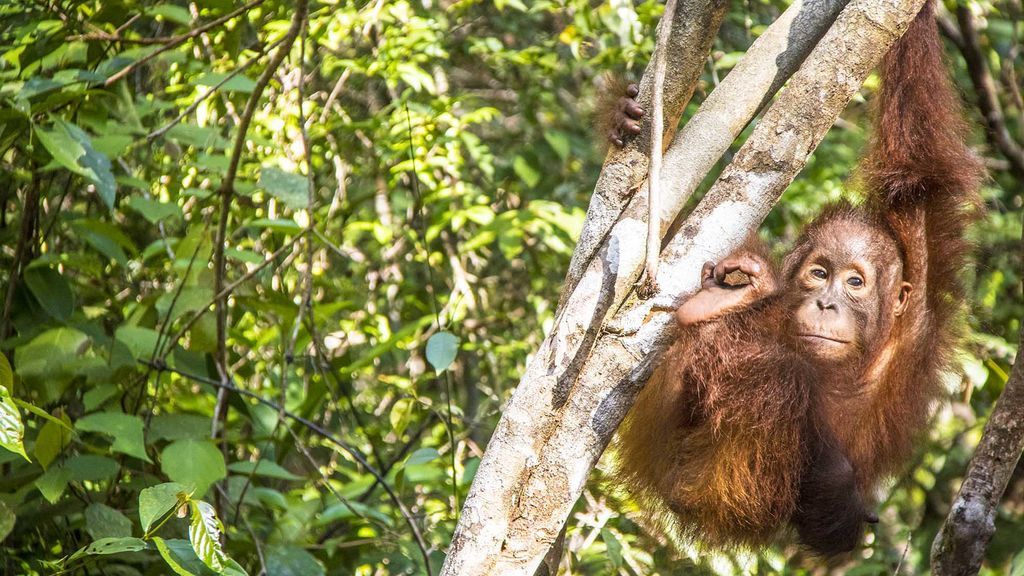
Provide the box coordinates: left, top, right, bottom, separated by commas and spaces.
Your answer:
223, 559, 249, 576
23, 266, 74, 321
0, 500, 14, 542
601, 528, 623, 568
125, 196, 182, 224
161, 440, 226, 498
426, 331, 459, 374
34, 120, 116, 208
265, 544, 326, 576
69, 537, 147, 561
543, 130, 570, 160
0, 352, 12, 390
83, 384, 120, 411
149, 5, 191, 25
140, 482, 189, 533
76, 412, 151, 462
152, 538, 210, 576
114, 325, 162, 361
70, 219, 137, 265
85, 503, 132, 540
66, 455, 120, 482
195, 72, 256, 94
513, 155, 540, 187
389, 397, 414, 436
153, 537, 199, 576
0, 383, 28, 461
316, 501, 391, 526
150, 414, 212, 441
36, 465, 72, 503
34, 409, 72, 470
243, 218, 302, 234
406, 447, 440, 466
14, 399, 72, 431
188, 500, 227, 573
258, 166, 308, 210
227, 460, 302, 481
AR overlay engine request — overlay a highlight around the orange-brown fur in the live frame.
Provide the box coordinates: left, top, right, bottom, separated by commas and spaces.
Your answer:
616, 0, 982, 553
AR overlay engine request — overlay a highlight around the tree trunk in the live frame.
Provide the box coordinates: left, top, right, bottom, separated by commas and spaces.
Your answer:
441, 0, 927, 574
931, 252, 1024, 574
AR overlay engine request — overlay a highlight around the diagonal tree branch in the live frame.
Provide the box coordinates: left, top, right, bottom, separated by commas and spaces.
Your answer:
442, 0, 927, 574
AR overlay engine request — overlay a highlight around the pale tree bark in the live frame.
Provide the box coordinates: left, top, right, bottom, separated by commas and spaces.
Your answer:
931, 285, 1024, 572
440, 0, 927, 574
562, 0, 851, 300
561, 0, 728, 306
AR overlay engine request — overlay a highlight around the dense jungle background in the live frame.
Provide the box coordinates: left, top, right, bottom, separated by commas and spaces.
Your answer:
0, 0, 1023, 574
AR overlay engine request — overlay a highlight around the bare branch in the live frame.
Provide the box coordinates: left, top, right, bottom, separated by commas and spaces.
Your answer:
954, 5, 1024, 179
930, 236, 1024, 574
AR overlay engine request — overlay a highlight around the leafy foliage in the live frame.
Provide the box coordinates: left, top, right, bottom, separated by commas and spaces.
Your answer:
0, 0, 1021, 574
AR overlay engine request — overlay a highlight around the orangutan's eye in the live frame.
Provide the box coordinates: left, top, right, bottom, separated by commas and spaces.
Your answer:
847, 276, 864, 287
810, 268, 827, 280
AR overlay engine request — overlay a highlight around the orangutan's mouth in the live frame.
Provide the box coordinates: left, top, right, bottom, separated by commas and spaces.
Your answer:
798, 334, 850, 344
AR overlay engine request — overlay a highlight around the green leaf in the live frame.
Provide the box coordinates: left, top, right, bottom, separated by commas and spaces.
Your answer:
265, 544, 325, 576
0, 382, 28, 461
316, 501, 391, 526
140, 482, 190, 533
23, 265, 74, 321
0, 500, 15, 543
34, 120, 117, 208
153, 537, 199, 576
66, 455, 120, 482
188, 500, 228, 573
139, 479, 189, 528
161, 440, 226, 498
426, 331, 459, 374
195, 72, 256, 94
76, 412, 151, 462
389, 397, 414, 436
70, 220, 131, 266
0, 352, 12, 390
543, 130, 570, 160
149, 5, 192, 25
69, 537, 148, 561
85, 503, 132, 540
34, 409, 71, 470
406, 447, 440, 466
513, 155, 540, 187
150, 414, 212, 441
114, 325, 162, 360
258, 166, 309, 210
601, 528, 622, 568
228, 460, 303, 481
83, 384, 120, 411
36, 465, 72, 503
125, 196, 182, 224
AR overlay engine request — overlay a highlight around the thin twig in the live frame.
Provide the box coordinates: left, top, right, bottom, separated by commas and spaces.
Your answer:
146, 37, 282, 142
1, 176, 40, 344
640, 0, 678, 297
159, 229, 307, 362
210, 0, 306, 443
954, 6, 1024, 179
101, 0, 266, 86
137, 359, 435, 576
